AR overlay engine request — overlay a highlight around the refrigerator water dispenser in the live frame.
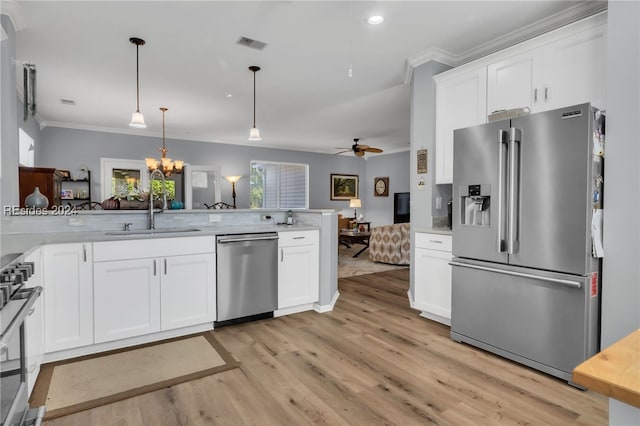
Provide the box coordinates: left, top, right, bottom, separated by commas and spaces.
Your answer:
461, 184, 490, 227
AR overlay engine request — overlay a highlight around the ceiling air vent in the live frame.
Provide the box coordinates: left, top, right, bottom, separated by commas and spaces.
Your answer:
60, 99, 76, 106
236, 36, 268, 50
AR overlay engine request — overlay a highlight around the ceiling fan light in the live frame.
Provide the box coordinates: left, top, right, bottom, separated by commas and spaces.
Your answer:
248, 126, 262, 141
129, 111, 146, 128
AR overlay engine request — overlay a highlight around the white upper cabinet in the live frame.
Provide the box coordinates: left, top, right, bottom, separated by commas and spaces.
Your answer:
487, 22, 607, 114
434, 13, 606, 185
541, 24, 607, 110
434, 67, 487, 184
487, 53, 537, 113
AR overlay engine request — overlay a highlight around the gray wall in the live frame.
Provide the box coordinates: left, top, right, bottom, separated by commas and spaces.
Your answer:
1, 15, 19, 207
364, 150, 410, 226
36, 126, 368, 210
410, 60, 452, 231
602, 2, 640, 424
409, 60, 452, 300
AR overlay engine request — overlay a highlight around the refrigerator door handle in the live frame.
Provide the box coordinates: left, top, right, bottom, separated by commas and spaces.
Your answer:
497, 129, 509, 252
507, 127, 521, 254
449, 261, 583, 289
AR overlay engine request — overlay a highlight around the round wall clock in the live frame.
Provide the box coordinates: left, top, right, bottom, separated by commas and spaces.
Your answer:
374, 177, 389, 197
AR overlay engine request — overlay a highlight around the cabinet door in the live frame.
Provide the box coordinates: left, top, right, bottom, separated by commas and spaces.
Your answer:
435, 67, 487, 184
43, 243, 93, 352
542, 25, 606, 110
24, 249, 44, 396
278, 244, 319, 309
414, 247, 453, 325
487, 52, 537, 113
161, 253, 216, 330
94, 258, 161, 343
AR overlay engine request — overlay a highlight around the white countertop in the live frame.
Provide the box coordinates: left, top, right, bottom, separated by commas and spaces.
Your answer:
1, 224, 318, 268
413, 227, 452, 236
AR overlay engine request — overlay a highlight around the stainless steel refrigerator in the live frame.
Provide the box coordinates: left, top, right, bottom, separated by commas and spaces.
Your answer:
450, 103, 605, 384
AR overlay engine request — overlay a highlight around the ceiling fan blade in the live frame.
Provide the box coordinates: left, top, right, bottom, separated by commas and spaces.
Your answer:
334, 150, 351, 155
365, 147, 383, 153
355, 151, 365, 157
357, 144, 370, 150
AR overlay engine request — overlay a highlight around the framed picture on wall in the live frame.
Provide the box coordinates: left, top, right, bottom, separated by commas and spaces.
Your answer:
374, 177, 389, 197
330, 174, 359, 200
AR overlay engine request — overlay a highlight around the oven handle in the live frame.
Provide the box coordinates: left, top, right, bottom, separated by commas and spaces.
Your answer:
0, 286, 42, 354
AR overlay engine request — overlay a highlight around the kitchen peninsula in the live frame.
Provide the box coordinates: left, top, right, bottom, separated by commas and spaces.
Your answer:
1, 209, 338, 366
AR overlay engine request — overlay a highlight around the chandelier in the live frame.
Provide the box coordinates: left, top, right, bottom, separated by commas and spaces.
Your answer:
145, 107, 183, 177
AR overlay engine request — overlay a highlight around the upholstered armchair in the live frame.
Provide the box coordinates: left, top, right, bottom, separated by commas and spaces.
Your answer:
368, 223, 410, 265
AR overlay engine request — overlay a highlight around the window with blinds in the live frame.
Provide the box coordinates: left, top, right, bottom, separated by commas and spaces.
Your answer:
250, 160, 309, 209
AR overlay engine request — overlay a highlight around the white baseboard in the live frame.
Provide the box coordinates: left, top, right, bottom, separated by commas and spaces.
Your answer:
274, 303, 315, 317
419, 311, 451, 326
407, 289, 417, 309
43, 323, 213, 363
314, 291, 340, 313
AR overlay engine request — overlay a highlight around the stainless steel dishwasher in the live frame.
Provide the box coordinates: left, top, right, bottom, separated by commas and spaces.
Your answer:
215, 232, 278, 325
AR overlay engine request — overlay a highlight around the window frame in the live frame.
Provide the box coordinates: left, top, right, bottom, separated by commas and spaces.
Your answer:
250, 160, 309, 210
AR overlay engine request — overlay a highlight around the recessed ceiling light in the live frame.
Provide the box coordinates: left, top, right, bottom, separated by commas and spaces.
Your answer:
367, 15, 384, 25
226, 94, 233, 99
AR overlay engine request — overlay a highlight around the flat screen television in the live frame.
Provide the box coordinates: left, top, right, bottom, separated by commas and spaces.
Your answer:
394, 192, 410, 224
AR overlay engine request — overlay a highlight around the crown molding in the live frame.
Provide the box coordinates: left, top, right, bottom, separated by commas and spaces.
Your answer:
404, 47, 458, 85
404, 1, 607, 85
0, 0, 24, 32
455, 1, 607, 65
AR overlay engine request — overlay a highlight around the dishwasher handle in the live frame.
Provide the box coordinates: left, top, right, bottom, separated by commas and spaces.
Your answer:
217, 234, 279, 244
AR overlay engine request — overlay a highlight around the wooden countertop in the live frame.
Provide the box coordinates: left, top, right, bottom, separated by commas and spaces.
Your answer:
573, 329, 640, 408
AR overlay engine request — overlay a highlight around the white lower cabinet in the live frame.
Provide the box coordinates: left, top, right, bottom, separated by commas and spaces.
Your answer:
278, 230, 319, 311
93, 258, 160, 343
160, 253, 215, 330
92, 236, 216, 344
24, 248, 44, 396
43, 243, 94, 353
414, 233, 453, 325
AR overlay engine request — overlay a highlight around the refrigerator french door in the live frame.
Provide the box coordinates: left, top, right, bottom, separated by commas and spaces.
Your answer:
450, 103, 603, 384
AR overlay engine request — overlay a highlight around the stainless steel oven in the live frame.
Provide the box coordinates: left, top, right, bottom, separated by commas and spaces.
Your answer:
0, 255, 45, 426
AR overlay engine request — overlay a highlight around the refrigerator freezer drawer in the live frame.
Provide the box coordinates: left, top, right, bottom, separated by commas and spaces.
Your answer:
450, 260, 599, 382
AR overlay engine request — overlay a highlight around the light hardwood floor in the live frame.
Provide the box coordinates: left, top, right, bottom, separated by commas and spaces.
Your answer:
44, 269, 607, 425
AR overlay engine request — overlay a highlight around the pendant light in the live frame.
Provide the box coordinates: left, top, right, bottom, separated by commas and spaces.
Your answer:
129, 37, 147, 128
248, 65, 262, 141
145, 107, 184, 177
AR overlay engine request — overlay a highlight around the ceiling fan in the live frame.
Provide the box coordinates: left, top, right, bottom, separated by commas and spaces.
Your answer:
335, 138, 383, 157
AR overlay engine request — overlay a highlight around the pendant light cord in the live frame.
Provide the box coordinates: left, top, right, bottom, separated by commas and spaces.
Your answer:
253, 70, 256, 127
136, 43, 141, 113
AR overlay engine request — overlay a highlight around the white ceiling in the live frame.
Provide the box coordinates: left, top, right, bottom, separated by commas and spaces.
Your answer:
9, 1, 605, 155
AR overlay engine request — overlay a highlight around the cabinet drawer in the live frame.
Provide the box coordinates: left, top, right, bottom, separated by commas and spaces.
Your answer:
278, 230, 319, 247
94, 236, 215, 262
415, 233, 452, 252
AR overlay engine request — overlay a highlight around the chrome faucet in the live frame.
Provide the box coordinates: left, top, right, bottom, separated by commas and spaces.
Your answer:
149, 169, 168, 230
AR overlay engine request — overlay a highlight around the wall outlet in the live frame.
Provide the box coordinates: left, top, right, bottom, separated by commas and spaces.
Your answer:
209, 214, 222, 223
68, 217, 87, 226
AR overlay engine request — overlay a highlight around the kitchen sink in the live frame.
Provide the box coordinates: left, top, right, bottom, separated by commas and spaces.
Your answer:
105, 228, 201, 236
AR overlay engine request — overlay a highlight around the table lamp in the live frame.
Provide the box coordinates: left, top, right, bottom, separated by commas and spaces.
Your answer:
349, 198, 362, 219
